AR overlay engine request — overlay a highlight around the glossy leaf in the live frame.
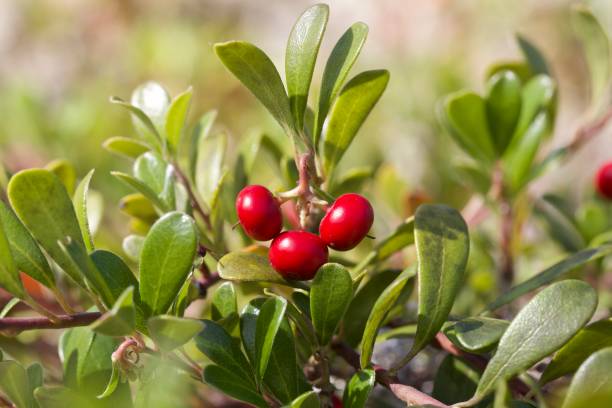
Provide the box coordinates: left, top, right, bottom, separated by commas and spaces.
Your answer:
90, 286, 135, 337
439, 91, 496, 163
0, 202, 55, 289
360, 266, 416, 368
218, 251, 287, 284
541, 319, 612, 384
0, 360, 32, 408
211, 282, 237, 321
396, 204, 469, 367
119, 193, 157, 223
562, 347, 612, 408
286, 4, 328, 129
8, 169, 87, 288
288, 391, 320, 408
102, 136, 150, 159
122, 234, 145, 262
485, 245, 612, 311
255, 297, 287, 381
485, 70, 521, 154
0, 215, 26, 298
133, 152, 168, 197
148, 315, 204, 352
110, 96, 162, 151
111, 171, 170, 212
73, 169, 96, 251
517, 34, 550, 75
90, 249, 139, 304
195, 132, 227, 206
139, 212, 197, 318
214, 41, 295, 135
572, 5, 610, 107
46, 159, 76, 194
310, 263, 353, 344
165, 87, 193, 151
444, 317, 509, 353
322, 69, 389, 176
343, 369, 375, 408
203, 364, 266, 408
315, 22, 368, 144
60, 238, 116, 308
195, 319, 254, 384
466, 280, 597, 404
131, 81, 170, 128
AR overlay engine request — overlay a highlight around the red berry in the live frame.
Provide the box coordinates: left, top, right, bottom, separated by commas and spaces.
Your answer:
269, 231, 328, 280
319, 193, 374, 251
595, 161, 612, 200
236, 185, 282, 241
331, 395, 343, 408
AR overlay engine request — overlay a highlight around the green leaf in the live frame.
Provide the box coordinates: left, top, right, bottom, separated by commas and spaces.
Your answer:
255, 297, 287, 381
322, 70, 389, 176
122, 235, 145, 262
90, 249, 139, 303
119, 193, 157, 223
60, 326, 118, 391
285, 4, 329, 130
218, 252, 288, 284
90, 286, 135, 337
534, 196, 586, 252
45, 159, 76, 195
133, 152, 168, 196
484, 245, 612, 312
165, 87, 193, 151
503, 111, 552, 192
139, 212, 197, 318
444, 317, 509, 353
59, 238, 116, 308
214, 41, 295, 135
110, 96, 163, 151
0, 360, 33, 408
375, 217, 415, 262
287, 391, 320, 408
131, 81, 170, 128
465, 280, 597, 405
26, 363, 43, 392
485, 70, 522, 154
148, 315, 204, 352
195, 132, 227, 206
541, 319, 612, 384
562, 347, 612, 408
111, 171, 170, 213
516, 34, 550, 75
211, 282, 237, 321
0, 202, 55, 289
189, 110, 218, 180
73, 169, 96, 251
102, 136, 150, 159
0, 215, 26, 298
395, 204, 469, 367
35, 386, 92, 407
439, 91, 496, 163
360, 265, 416, 368
310, 263, 353, 345
344, 270, 402, 347
343, 369, 375, 408
314, 22, 369, 145
97, 361, 119, 399
203, 365, 266, 408
571, 5, 611, 107
195, 319, 254, 384
8, 169, 87, 288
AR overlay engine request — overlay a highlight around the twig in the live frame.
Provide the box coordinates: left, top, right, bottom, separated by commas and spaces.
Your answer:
0, 312, 101, 333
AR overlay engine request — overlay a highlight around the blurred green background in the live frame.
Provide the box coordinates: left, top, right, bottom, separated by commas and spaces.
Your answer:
0, 0, 611, 241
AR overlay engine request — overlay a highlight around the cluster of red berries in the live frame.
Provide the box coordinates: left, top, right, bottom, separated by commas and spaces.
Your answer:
236, 185, 374, 280
596, 161, 612, 200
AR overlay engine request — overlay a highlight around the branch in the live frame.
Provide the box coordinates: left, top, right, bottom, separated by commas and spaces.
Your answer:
331, 339, 449, 408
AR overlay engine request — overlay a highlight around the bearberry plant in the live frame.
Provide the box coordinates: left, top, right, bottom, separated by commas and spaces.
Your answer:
0, 3, 611, 408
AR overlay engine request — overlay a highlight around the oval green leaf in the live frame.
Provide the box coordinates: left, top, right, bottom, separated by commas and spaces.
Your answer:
8, 169, 87, 288
466, 280, 598, 405
139, 212, 197, 318
444, 317, 509, 353
394, 204, 469, 369
72, 169, 95, 251
90, 286, 135, 337
202, 364, 266, 408
343, 369, 375, 408
211, 282, 237, 321
322, 69, 389, 176
286, 4, 328, 130
102, 136, 150, 159
310, 263, 353, 345
148, 315, 204, 352
314, 22, 368, 144
255, 297, 287, 381
541, 319, 612, 384
562, 347, 612, 408
0, 215, 26, 299
218, 251, 287, 284
485, 70, 522, 154
165, 87, 193, 151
